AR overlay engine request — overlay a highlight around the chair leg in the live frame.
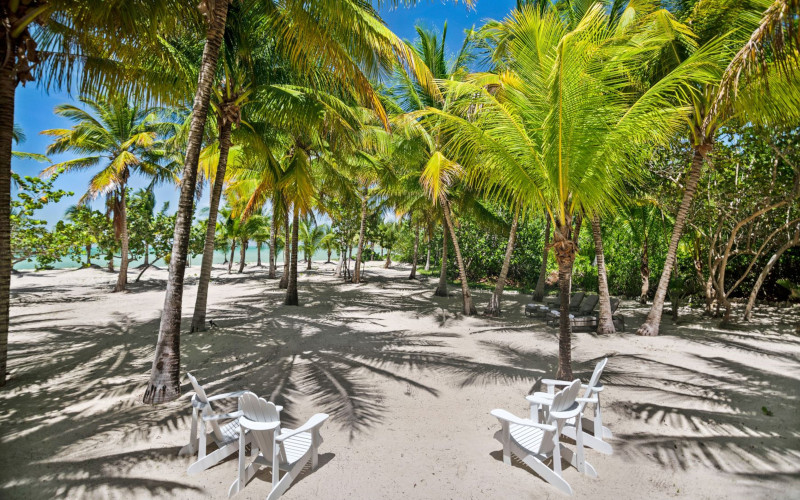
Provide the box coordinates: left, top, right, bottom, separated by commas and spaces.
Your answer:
179, 407, 199, 456
267, 458, 306, 500
520, 454, 573, 496
560, 444, 598, 478
188, 440, 239, 475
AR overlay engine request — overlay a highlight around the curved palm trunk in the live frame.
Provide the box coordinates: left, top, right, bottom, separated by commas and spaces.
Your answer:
486, 205, 519, 316
590, 216, 615, 335
144, 0, 230, 405
114, 188, 130, 292
533, 215, 551, 301
227, 242, 236, 274
279, 212, 290, 289
285, 206, 300, 305
190, 122, 231, 333
435, 223, 449, 297
442, 201, 476, 315
238, 239, 246, 273
352, 194, 368, 283
0, 55, 16, 387
410, 222, 419, 279
640, 237, 650, 304
553, 215, 576, 381
268, 208, 277, 278
637, 144, 709, 337
743, 226, 800, 321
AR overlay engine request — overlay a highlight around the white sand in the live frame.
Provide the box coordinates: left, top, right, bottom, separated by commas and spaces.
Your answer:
1, 262, 799, 499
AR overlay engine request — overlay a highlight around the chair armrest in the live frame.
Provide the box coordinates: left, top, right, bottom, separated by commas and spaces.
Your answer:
276, 413, 329, 443
526, 393, 554, 405
589, 384, 604, 393
202, 410, 243, 422
239, 417, 281, 431
207, 390, 249, 402
541, 379, 572, 388
490, 409, 557, 432
576, 397, 598, 404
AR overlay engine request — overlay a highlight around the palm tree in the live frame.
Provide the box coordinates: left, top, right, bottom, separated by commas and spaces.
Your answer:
485, 203, 520, 316
637, 0, 800, 335
250, 214, 271, 267
319, 226, 337, 263
425, 5, 721, 377
145, 0, 465, 402
298, 220, 326, 270
41, 93, 173, 292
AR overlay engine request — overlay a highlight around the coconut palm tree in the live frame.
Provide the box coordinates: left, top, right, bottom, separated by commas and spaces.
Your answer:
41, 93, 174, 292
423, 4, 722, 377
298, 220, 326, 270
637, 0, 800, 335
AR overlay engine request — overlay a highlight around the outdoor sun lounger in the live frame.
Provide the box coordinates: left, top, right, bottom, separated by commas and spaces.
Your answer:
491, 379, 596, 496
547, 294, 599, 327
228, 392, 329, 500
527, 358, 613, 455
181, 374, 282, 475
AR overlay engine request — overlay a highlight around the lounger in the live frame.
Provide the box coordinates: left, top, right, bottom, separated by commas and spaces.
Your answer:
527, 358, 613, 455
547, 294, 599, 328
491, 379, 596, 496
181, 374, 281, 475
229, 392, 329, 500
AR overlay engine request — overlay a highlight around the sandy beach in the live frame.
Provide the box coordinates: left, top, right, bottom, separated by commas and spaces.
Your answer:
1, 262, 799, 499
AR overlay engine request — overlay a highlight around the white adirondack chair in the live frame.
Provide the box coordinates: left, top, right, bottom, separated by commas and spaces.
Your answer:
491, 379, 597, 496
228, 392, 329, 500
527, 358, 613, 455
180, 374, 282, 475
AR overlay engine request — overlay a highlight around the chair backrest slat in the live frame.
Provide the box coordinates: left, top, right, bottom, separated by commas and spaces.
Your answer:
584, 358, 608, 399
538, 380, 581, 455
240, 392, 280, 459
578, 295, 599, 315
187, 373, 209, 404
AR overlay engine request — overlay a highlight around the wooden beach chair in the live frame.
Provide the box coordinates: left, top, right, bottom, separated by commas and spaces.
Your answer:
228, 392, 329, 500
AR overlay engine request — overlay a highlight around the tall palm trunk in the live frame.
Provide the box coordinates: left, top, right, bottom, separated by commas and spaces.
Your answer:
352, 193, 368, 283
279, 211, 290, 289
424, 246, 431, 271
285, 206, 300, 305
590, 216, 615, 334
238, 239, 246, 273
637, 143, 710, 336
553, 213, 576, 380
442, 201, 476, 315
533, 215, 551, 301
0, 53, 16, 387
227, 241, 236, 273
335, 245, 344, 276
435, 223, 449, 297
640, 237, 650, 304
486, 205, 519, 316
268, 207, 277, 278
190, 120, 231, 333
144, 0, 230, 404
114, 188, 130, 292
410, 222, 420, 279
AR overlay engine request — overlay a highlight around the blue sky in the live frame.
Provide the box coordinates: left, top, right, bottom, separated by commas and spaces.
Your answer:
12, 1, 519, 224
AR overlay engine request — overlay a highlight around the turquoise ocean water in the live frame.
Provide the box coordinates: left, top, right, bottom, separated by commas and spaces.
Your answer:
14, 245, 340, 270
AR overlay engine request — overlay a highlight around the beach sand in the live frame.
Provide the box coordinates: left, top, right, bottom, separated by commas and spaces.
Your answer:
2, 262, 799, 499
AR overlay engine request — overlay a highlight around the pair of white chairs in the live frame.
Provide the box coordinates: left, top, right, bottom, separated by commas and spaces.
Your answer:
490, 358, 613, 496
179, 373, 329, 500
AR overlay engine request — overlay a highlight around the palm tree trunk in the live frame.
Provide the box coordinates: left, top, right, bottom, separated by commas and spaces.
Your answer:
238, 239, 246, 273
553, 214, 576, 380
384, 251, 392, 269
227, 241, 236, 274
637, 144, 709, 336
143, 243, 150, 267
144, 0, 230, 404
442, 200, 476, 315
410, 222, 419, 279
190, 121, 231, 333
114, 188, 130, 293
107, 252, 114, 272
424, 246, 431, 271
591, 216, 615, 334
533, 215, 551, 301
640, 237, 650, 304
335, 245, 344, 276
486, 205, 519, 316
268, 207, 277, 278
435, 223, 449, 297
279, 210, 290, 289
86, 244, 92, 266
327, 248, 332, 263
0, 53, 16, 387
743, 225, 800, 321
285, 205, 300, 305
352, 193, 368, 283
